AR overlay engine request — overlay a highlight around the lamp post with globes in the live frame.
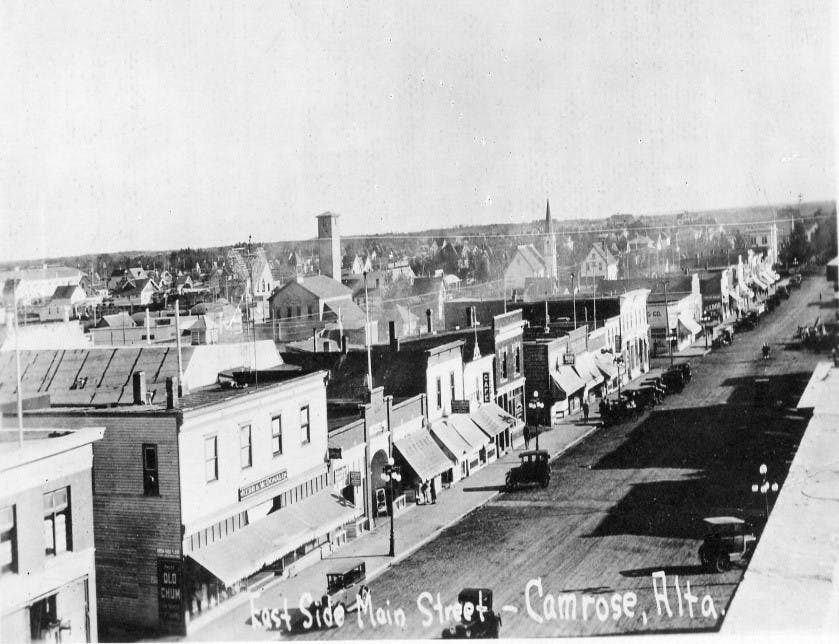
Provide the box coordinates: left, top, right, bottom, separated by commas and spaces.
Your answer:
751, 463, 779, 522
527, 391, 545, 449
380, 457, 401, 557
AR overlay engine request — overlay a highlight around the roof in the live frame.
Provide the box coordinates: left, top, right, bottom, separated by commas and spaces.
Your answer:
588, 242, 617, 265
412, 276, 445, 297
0, 266, 82, 283
97, 312, 135, 328
275, 275, 352, 301
511, 244, 546, 273
551, 367, 586, 395
0, 346, 195, 407
470, 402, 518, 439
52, 284, 82, 300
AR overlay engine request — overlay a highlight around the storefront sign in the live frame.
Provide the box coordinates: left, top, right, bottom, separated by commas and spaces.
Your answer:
451, 400, 471, 414
349, 471, 362, 486
238, 469, 288, 501
482, 372, 491, 403
328, 447, 343, 460
562, 353, 576, 365
157, 558, 184, 631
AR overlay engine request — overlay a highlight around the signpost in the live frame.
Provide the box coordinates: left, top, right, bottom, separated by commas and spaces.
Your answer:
349, 471, 362, 487
328, 447, 343, 460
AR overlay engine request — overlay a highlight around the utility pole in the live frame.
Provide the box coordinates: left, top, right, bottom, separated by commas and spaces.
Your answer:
571, 273, 577, 330
663, 281, 674, 368
364, 271, 373, 394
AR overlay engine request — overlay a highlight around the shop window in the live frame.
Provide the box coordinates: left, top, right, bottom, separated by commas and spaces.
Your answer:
43, 488, 71, 557
29, 594, 58, 642
300, 406, 310, 444
239, 425, 252, 469
0, 505, 16, 574
142, 443, 159, 496
205, 436, 218, 482
271, 415, 283, 456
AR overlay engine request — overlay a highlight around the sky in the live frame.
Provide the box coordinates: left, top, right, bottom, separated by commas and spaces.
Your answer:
1, 0, 836, 262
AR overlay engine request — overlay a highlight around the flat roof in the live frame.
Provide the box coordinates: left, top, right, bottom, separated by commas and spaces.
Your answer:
0, 426, 105, 471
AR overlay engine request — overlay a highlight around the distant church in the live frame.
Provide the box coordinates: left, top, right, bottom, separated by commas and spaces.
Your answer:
503, 200, 559, 293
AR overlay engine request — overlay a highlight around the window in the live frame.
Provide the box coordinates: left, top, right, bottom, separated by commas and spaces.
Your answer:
239, 425, 252, 468
300, 406, 310, 444
514, 347, 521, 375
307, 304, 314, 317
295, 305, 302, 318
436, 376, 442, 409
286, 306, 292, 319
205, 436, 218, 482
0, 506, 16, 574
43, 488, 71, 557
271, 415, 283, 456
501, 350, 508, 379
142, 444, 159, 496
449, 371, 456, 402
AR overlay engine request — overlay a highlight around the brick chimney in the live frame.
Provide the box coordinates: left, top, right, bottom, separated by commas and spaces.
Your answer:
132, 371, 147, 405
166, 376, 179, 409
388, 320, 400, 351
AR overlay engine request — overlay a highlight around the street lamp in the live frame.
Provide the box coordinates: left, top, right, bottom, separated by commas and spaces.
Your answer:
380, 457, 401, 557
614, 355, 625, 398
527, 391, 545, 449
750, 463, 779, 522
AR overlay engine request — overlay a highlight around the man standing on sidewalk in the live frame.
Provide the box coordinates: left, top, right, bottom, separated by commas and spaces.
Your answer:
430, 479, 437, 504
582, 400, 590, 423
524, 425, 531, 449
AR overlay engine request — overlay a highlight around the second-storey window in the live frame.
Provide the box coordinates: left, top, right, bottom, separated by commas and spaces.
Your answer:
300, 406, 310, 444
449, 371, 456, 402
271, 415, 283, 456
514, 347, 521, 375
239, 425, 252, 469
501, 350, 508, 379
142, 444, 159, 496
0, 505, 16, 574
43, 488, 71, 557
436, 376, 442, 409
205, 436, 218, 482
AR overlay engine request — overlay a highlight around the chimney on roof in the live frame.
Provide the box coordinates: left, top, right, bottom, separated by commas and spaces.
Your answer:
341, 335, 348, 354
388, 320, 400, 352
133, 371, 147, 405
426, 308, 432, 334
166, 377, 179, 409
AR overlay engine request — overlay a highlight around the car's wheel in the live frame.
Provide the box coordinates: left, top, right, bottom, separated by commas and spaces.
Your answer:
540, 474, 550, 488
505, 472, 515, 492
698, 546, 709, 569
714, 552, 730, 573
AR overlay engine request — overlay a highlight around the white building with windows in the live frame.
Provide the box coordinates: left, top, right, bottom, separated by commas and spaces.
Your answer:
580, 242, 619, 281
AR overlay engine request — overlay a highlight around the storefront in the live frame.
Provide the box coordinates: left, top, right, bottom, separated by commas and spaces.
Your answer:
185, 489, 359, 621
550, 366, 586, 420
572, 352, 606, 401
393, 429, 454, 495
470, 402, 520, 455
430, 416, 491, 483
677, 313, 702, 346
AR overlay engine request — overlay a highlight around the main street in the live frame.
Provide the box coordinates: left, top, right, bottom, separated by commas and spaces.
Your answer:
200, 274, 831, 640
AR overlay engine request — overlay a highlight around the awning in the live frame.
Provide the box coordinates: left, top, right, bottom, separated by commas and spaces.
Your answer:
470, 402, 516, 439
394, 429, 454, 480
187, 490, 358, 587
430, 416, 489, 458
678, 314, 702, 335
593, 353, 619, 379
573, 352, 605, 390
760, 270, 776, 285
550, 367, 586, 396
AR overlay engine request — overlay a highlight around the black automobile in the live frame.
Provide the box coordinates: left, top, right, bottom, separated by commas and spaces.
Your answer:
698, 517, 756, 572
442, 588, 501, 639
505, 450, 551, 491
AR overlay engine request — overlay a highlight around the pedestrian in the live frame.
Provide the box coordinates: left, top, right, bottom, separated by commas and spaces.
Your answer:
421, 480, 429, 505
523, 425, 531, 449
582, 401, 590, 423
430, 478, 437, 504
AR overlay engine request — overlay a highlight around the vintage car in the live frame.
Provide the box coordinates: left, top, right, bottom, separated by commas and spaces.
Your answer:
790, 273, 803, 289
662, 367, 686, 393
698, 517, 756, 572
505, 450, 551, 491
296, 562, 368, 629
441, 588, 502, 639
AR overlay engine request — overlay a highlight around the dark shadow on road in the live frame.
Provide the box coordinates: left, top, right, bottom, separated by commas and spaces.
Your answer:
462, 484, 507, 493
584, 372, 811, 540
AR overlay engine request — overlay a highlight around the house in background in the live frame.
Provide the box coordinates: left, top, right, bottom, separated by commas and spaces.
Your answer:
0, 266, 83, 308
503, 244, 546, 293
0, 426, 105, 644
40, 284, 88, 321
580, 242, 619, 281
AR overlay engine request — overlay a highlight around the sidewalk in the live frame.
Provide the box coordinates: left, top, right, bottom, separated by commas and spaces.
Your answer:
188, 414, 601, 640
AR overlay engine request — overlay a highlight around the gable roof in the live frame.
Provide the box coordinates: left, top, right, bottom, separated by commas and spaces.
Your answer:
588, 242, 617, 265
512, 244, 546, 273
294, 275, 353, 300
52, 284, 83, 300
97, 312, 136, 328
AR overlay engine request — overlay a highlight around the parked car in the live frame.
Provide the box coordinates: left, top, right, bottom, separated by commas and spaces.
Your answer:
441, 588, 502, 639
663, 367, 686, 393
790, 274, 803, 289
505, 450, 551, 491
295, 562, 368, 629
698, 517, 756, 572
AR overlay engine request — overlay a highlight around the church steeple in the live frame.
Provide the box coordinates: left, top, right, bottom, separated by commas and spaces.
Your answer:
543, 199, 558, 283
